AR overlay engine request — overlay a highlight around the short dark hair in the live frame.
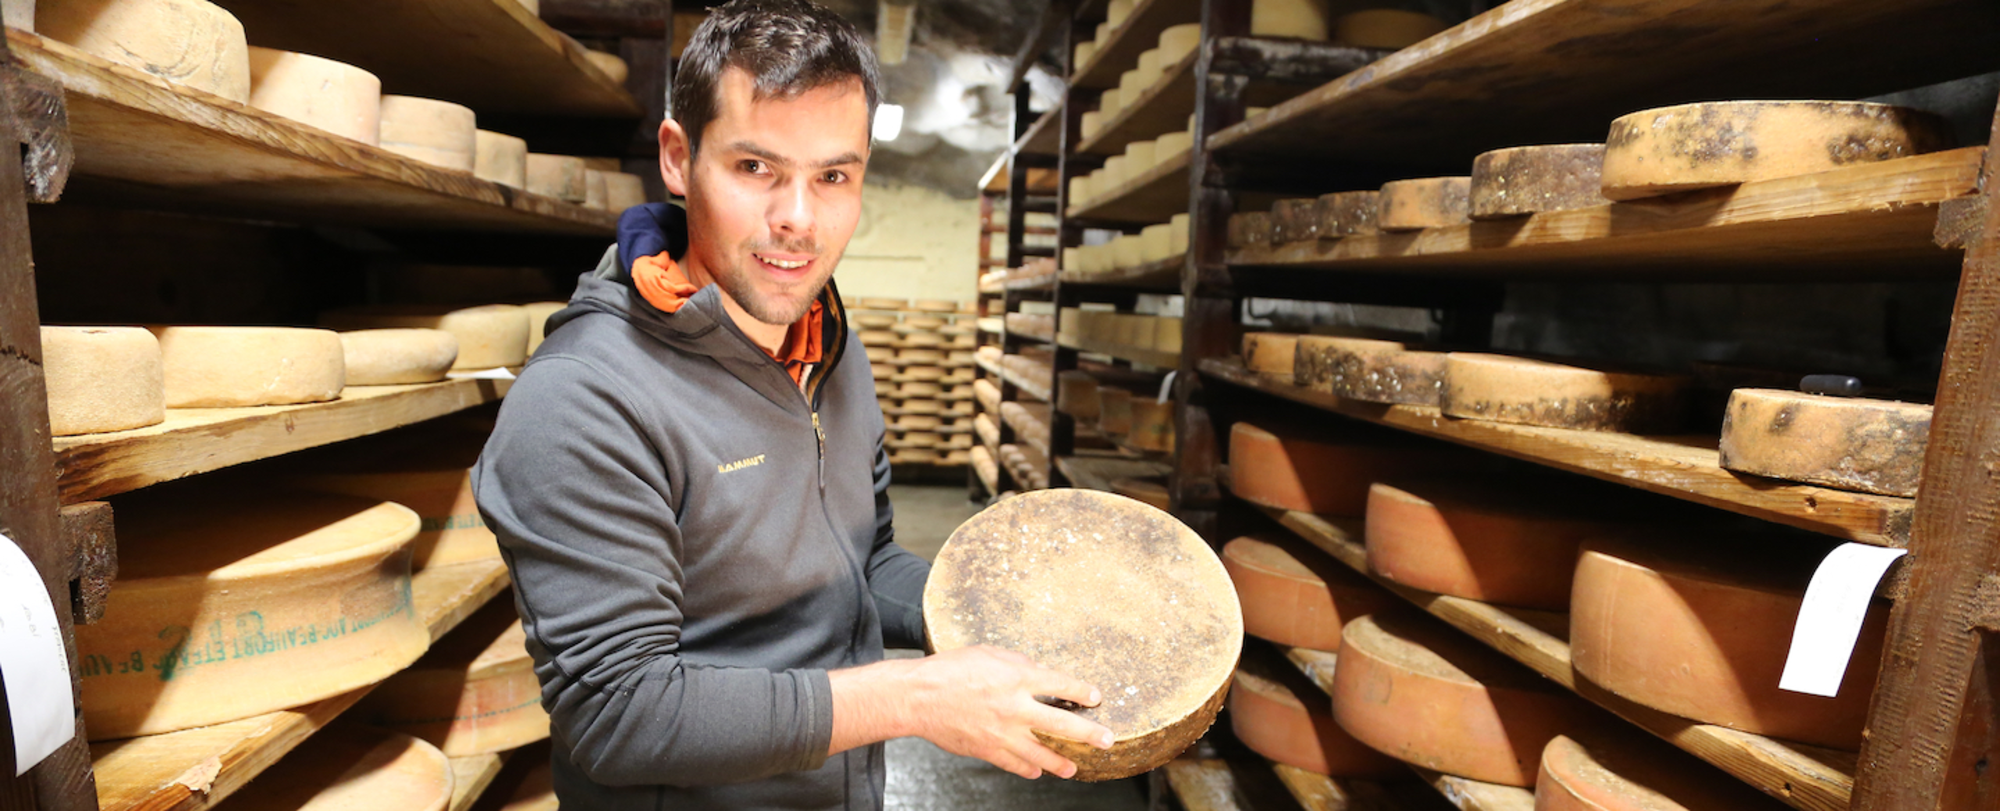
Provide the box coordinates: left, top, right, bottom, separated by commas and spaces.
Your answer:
672, 0, 882, 157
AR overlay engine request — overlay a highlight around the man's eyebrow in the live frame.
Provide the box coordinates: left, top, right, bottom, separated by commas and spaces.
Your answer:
724, 141, 865, 170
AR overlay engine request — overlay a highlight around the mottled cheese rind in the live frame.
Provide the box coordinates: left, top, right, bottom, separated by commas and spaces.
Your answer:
1378, 177, 1471, 231
41, 326, 166, 436
1271, 198, 1321, 243
321, 304, 530, 371
379, 95, 477, 172
149, 326, 346, 408
583, 169, 610, 210
1717, 388, 1930, 497
246, 47, 381, 145
1440, 353, 1687, 433
1315, 191, 1380, 237
1228, 211, 1274, 248
1295, 336, 1444, 405
337, 328, 459, 386
38, 0, 250, 102
1224, 535, 1397, 651
521, 301, 566, 355
525, 153, 588, 202
222, 723, 451, 811
474, 130, 529, 188
1469, 144, 1611, 219
1242, 333, 1301, 380
1601, 101, 1954, 201
1365, 479, 1614, 610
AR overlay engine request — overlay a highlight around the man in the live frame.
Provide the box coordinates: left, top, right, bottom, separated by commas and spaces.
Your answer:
470, 1, 1114, 808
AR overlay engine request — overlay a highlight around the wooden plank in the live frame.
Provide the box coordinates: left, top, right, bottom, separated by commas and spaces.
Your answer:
1001, 366, 1051, 403
1166, 758, 1247, 811
1071, 0, 1201, 90
1060, 253, 1184, 290
8, 31, 617, 236
90, 559, 511, 811
1408, 768, 1535, 811
53, 379, 512, 504
1060, 335, 1180, 369
447, 752, 506, 811
1055, 455, 1172, 493
1224, 148, 1981, 279
1069, 146, 1192, 224
1201, 357, 1913, 546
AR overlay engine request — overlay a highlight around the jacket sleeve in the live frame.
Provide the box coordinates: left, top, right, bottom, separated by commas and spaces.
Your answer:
864, 418, 931, 650
472, 355, 833, 787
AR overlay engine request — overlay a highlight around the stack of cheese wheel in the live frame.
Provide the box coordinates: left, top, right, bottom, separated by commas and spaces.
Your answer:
77, 489, 428, 738
1441, 353, 1688, 433
475, 131, 529, 187
1333, 610, 1599, 786
925, 489, 1242, 780
1537, 732, 1794, 811
149, 326, 346, 407
223, 723, 452, 811
245, 47, 381, 144
526, 154, 589, 202
1469, 144, 1612, 219
1365, 476, 1624, 610
1600, 101, 1951, 201
1229, 421, 1457, 516
1570, 532, 1888, 749
380, 96, 477, 172
336, 329, 459, 386
1232, 646, 1403, 777
360, 593, 547, 755
321, 304, 531, 371
287, 430, 495, 568
1224, 534, 1397, 652
37, 0, 251, 102
41, 325, 166, 436
1718, 388, 1931, 496
1296, 335, 1446, 405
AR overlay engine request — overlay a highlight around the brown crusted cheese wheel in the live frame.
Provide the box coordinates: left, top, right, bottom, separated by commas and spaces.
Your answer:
1271, 198, 1321, 243
1570, 534, 1887, 750
1537, 733, 1795, 811
1111, 477, 1170, 511
38, 0, 251, 102
475, 130, 529, 188
1364, 478, 1617, 610
1129, 398, 1174, 452
1378, 177, 1471, 231
360, 595, 547, 755
1229, 422, 1452, 516
1228, 211, 1274, 248
925, 489, 1242, 780
321, 304, 530, 371
379, 95, 477, 172
1470, 144, 1611, 219
1242, 332, 1300, 381
1315, 191, 1380, 237
1718, 388, 1931, 497
1332, 611, 1597, 786
525, 153, 587, 202
337, 329, 459, 386
246, 47, 381, 145
1601, 101, 1953, 201
1223, 535, 1397, 650
1295, 336, 1445, 405
1058, 370, 1101, 420
41, 326, 166, 436
224, 723, 451, 811
149, 326, 346, 408
1231, 657, 1404, 777
1440, 353, 1687, 433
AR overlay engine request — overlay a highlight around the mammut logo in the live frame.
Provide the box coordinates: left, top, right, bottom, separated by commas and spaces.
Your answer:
717, 454, 767, 473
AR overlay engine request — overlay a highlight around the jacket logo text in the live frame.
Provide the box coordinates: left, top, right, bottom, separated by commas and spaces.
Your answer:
718, 454, 767, 473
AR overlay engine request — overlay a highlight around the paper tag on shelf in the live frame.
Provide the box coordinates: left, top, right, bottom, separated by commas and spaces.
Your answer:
0, 531, 75, 775
1157, 370, 1177, 404
448, 366, 517, 381
1780, 543, 1906, 698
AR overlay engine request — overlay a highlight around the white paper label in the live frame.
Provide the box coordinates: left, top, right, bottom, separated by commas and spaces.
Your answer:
0, 531, 74, 775
1780, 543, 1907, 698
1157, 370, 1177, 404
448, 366, 517, 380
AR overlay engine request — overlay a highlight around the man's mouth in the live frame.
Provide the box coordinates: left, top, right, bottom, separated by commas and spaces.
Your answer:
754, 252, 812, 270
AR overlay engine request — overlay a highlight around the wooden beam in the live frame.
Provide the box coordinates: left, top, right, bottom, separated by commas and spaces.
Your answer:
4, 69, 70, 203
1206, 37, 1388, 86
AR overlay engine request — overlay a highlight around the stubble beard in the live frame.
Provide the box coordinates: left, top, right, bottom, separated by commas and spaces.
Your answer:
713, 242, 840, 326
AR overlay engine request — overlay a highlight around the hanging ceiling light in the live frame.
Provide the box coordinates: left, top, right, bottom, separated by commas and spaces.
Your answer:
873, 103, 905, 142
876, 0, 915, 65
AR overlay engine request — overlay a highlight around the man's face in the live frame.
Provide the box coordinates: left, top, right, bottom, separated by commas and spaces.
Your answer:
668, 68, 870, 326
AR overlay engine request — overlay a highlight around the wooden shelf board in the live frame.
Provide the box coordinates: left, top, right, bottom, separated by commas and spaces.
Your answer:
1226, 149, 1981, 279
1077, 49, 1197, 157
1003, 274, 1058, 292
1055, 455, 1172, 493
1001, 367, 1052, 402
209, 0, 640, 118
54, 378, 512, 504
11, 31, 618, 236
1406, 766, 1535, 811
1059, 336, 1180, 369
1163, 758, 1245, 811
91, 558, 512, 811
1200, 357, 1912, 546
1206, 0, 2000, 168
447, 752, 508, 811
1068, 148, 1192, 224
1072, 0, 1201, 90
1020, 105, 1063, 156
1061, 253, 1184, 290
1008, 325, 1057, 343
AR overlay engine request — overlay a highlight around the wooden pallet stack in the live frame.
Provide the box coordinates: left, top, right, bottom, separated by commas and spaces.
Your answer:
849, 296, 980, 468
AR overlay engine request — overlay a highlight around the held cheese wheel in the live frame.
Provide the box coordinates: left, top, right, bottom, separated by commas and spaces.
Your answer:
38, 0, 251, 102
379, 96, 477, 172
603, 171, 648, 210
1111, 477, 1170, 512
1315, 191, 1381, 237
925, 489, 1242, 780
1333, 611, 1597, 786
245, 47, 381, 145
224, 723, 451, 811
1378, 177, 1471, 231
1440, 353, 1688, 433
1334, 10, 1448, 49
1231, 657, 1404, 777
1295, 336, 1445, 405
1229, 421, 1452, 516
1365, 478, 1617, 610
1569, 535, 1887, 750
1128, 398, 1174, 451
582, 48, 629, 84
1242, 332, 1300, 382
321, 304, 530, 371
360, 596, 547, 755
149, 326, 345, 408
1228, 211, 1273, 248
1537, 733, 1794, 811
1251, 0, 1328, 40
1271, 198, 1320, 243
1601, 101, 1953, 201
1057, 370, 1101, 420
337, 328, 458, 386
1717, 388, 1931, 497
77, 491, 427, 739
584, 169, 610, 210
1470, 144, 1611, 219
474, 130, 529, 188
522, 300, 566, 355
525, 153, 588, 202
1223, 535, 1397, 651
40, 326, 165, 436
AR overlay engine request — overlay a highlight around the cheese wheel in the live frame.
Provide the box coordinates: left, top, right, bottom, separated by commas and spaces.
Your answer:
858, 297, 908, 311
1154, 317, 1182, 354
225, 723, 450, 811
856, 314, 899, 330
1129, 398, 1174, 451
974, 412, 1001, 448
321, 304, 530, 371
1158, 23, 1201, 63
522, 301, 565, 355
474, 130, 529, 188
1271, 198, 1320, 243
41, 326, 165, 436
337, 328, 459, 386
1232, 662, 1404, 777
1099, 387, 1133, 436
1334, 10, 1448, 49
1470, 144, 1611, 219
1057, 370, 1101, 420
1315, 191, 1381, 237
1113, 235, 1145, 269
1155, 130, 1193, 163
974, 378, 1002, 413
1228, 211, 1273, 248
360, 596, 547, 755
1537, 733, 1794, 811
37, 0, 251, 102
1229, 421, 1452, 516
906, 314, 948, 330
1441, 353, 1687, 433
1364, 478, 1617, 610
858, 329, 899, 346
899, 347, 945, 364
379, 96, 477, 172
1074, 41, 1098, 73
1569, 535, 1886, 749
1717, 388, 1931, 497
1295, 336, 1444, 405
1124, 140, 1158, 175
1332, 612, 1595, 786
245, 47, 381, 145
288, 433, 495, 568
1601, 101, 1953, 201
1104, 0, 1133, 28
583, 169, 610, 209
1241, 332, 1300, 381
1111, 477, 1169, 511
525, 153, 588, 202
915, 299, 959, 313
1224, 535, 1397, 651
583, 48, 628, 84
603, 171, 648, 210
77, 491, 427, 738
1251, 0, 1328, 40
149, 326, 345, 408
3, 0, 32, 30
925, 489, 1242, 780
1378, 177, 1471, 231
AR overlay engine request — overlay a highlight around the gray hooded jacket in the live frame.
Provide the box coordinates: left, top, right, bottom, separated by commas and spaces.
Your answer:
472, 212, 930, 810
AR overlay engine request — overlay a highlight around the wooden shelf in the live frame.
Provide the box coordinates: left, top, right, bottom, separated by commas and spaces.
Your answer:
91, 558, 513, 811
1225, 149, 1981, 280
1060, 253, 1184, 290
1055, 455, 1172, 493
1060, 335, 1181, 369
979, 107, 1064, 193
1002, 366, 1051, 402
53, 378, 511, 504
1163, 758, 1245, 811
1205, 0, 2000, 170
1200, 357, 1913, 546
973, 459, 1000, 496
1260, 507, 1857, 811
10, 31, 619, 235
1068, 147, 1191, 223
977, 317, 1005, 335
1407, 766, 1534, 811
1077, 49, 1197, 157
1072, 0, 1201, 90
1003, 273, 1058, 292
1008, 323, 1056, 343
209, 0, 640, 118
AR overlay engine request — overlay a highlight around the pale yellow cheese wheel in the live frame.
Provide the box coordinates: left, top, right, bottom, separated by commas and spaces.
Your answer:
1080, 110, 1104, 142
1101, 87, 1124, 117
511, 0, 537, 14
149, 326, 345, 408
1440, 353, 1687, 432
1170, 213, 1190, 255
1334, 9, 1448, 49
1074, 40, 1097, 72
290, 440, 496, 569
1158, 23, 1200, 63
1113, 234, 1145, 269
320, 304, 530, 370
245, 47, 381, 145
38, 0, 251, 102
379, 95, 477, 172
1141, 223, 1175, 263
1124, 139, 1158, 175
1105, 0, 1134, 28
474, 130, 528, 188
604, 171, 648, 210
41, 326, 165, 436
583, 168, 610, 209
360, 597, 547, 755
77, 491, 427, 739
337, 328, 459, 386
1601, 101, 1954, 201
1252, 0, 1328, 40
1155, 130, 1193, 162
526, 153, 588, 202
224, 723, 452, 811
583, 48, 628, 84
522, 300, 566, 355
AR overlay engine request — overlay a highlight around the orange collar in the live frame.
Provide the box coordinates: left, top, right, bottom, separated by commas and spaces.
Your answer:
632, 250, 824, 384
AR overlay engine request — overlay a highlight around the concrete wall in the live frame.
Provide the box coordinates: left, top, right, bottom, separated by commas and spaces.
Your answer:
832, 179, 981, 303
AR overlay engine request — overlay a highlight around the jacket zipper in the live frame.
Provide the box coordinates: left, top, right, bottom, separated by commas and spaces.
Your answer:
812, 411, 826, 496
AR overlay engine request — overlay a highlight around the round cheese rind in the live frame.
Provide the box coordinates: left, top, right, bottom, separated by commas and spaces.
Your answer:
1364, 479, 1612, 610
521, 301, 566, 355
1241, 332, 1300, 381
77, 491, 428, 739
1231, 664, 1404, 777
583, 48, 628, 84
1098, 387, 1133, 436
1601, 101, 1954, 201
1334, 10, 1448, 49
223, 723, 451, 811
1129, 398, 1174, 451
1378, 177, 1471, 231
379, 95, 477, 172
1229, 421, 1449, 516
288, 431, 495, 568
38, 0, 251, 102
474, 130, 529, 188
603, 172, 648, 211
1224, 535, 1396, 651
583, 169, 610, 210
41, 326, 166, 436
337, 328, 458, 386
1295, 336, 1445, 405
149, 326, 346, 408
1271, 198, 1320, 243
1251, 0, 1328, 40
1717, 388, 1931, 497
1469, 144, 1611, 219
1057, 370, 1101, 420
1228, 211, 1273, 248
525, 153, 588, 202
1537, 733, 1794, 811
1440, 353, 1688, 433
361, 598, 547, 755
245, 47, 381, 145
1316, 191, 1381, 237
320, 304, 530, 370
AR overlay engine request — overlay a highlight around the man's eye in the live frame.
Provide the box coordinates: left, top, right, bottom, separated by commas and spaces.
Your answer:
823, 170, 847, 183
740, 160, 766, 174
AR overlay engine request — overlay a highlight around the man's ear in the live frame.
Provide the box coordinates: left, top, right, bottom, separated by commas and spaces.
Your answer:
658, 118, 693, 197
